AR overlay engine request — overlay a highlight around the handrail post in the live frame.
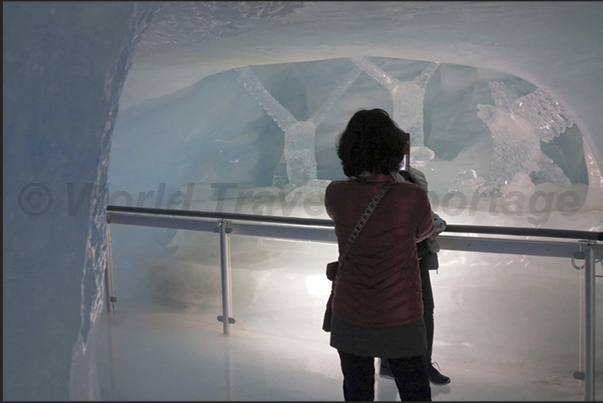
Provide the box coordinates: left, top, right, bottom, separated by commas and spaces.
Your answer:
105, 225, 116, 313
584, 242, 596, 401
218, 219, 235, 335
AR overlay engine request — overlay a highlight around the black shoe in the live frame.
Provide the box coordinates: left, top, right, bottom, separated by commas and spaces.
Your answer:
428, 362, 450, 385
378, 358, 395, 380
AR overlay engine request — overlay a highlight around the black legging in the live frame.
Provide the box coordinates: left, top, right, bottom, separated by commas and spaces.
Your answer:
419, 256, 435, 362
339, 350, 431, 401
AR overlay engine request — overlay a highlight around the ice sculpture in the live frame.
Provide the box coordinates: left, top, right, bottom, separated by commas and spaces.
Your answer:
236, 64, 361, 191
581, 140, 603, 212
477, 81, 574, 194
349, 56, 440, 163
450, 169, 486, 194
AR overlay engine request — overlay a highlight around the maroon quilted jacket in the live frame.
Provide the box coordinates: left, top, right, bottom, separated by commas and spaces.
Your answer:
325, 173, 434, 327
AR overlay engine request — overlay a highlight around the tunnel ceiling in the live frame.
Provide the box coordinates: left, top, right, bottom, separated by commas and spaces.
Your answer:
126, 1, 597, 106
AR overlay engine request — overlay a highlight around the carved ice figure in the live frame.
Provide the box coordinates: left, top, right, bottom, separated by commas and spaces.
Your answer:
450, 169, 485, 194
350, 56, 440, 163
477, 81, 574, 193
236, 65, 361, 190
580, 140, 603, 212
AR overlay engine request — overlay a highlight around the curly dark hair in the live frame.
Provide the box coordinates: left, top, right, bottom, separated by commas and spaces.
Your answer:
336, 108, 408, 177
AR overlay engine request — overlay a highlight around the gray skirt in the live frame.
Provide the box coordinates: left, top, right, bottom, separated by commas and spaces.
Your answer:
329, 314, 427, 358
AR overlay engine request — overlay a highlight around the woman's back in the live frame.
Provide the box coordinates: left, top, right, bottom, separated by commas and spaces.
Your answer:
325, 108, 432, 401
325, 173, 434, 327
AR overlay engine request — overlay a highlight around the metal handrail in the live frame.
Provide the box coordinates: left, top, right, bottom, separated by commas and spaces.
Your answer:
106, 205, 603, 240
105, 204, 600, 400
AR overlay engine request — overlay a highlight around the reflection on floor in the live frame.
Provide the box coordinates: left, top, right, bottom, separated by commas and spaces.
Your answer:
96, 303, 593, 401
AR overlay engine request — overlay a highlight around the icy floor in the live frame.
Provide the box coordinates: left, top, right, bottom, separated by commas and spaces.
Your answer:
95, 302, 593, 401
100, 225, 603, 401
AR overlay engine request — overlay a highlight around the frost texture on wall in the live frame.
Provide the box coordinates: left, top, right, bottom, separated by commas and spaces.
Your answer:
139, 1, 306, 49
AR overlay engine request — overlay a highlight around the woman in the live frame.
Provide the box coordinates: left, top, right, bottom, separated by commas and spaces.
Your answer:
325, 108, 434, 401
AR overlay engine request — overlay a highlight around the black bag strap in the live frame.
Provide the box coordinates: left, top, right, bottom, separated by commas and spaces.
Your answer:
339, 180, 392, 264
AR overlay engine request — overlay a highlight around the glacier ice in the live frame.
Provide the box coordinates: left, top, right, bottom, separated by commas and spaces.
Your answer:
350, 56, 439, 163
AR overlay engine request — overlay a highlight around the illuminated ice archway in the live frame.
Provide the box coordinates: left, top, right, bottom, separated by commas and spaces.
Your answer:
4, 2, 603, 401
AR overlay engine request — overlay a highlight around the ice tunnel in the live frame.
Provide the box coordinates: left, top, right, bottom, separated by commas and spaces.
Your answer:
3, 2, 603, 401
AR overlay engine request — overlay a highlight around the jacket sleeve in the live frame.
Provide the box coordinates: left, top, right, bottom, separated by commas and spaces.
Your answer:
407, 167, 441, 251
408, 167, 429, 190
324, 181, 337, 220
415, 189, 435, 243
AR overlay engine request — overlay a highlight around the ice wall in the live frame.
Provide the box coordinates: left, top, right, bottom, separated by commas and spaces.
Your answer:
2, 3, 156, 400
